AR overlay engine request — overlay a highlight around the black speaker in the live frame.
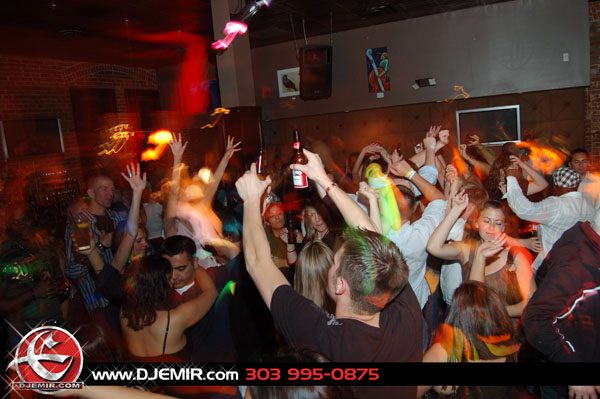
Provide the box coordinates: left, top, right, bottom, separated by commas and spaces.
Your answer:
299, 45, 332, 100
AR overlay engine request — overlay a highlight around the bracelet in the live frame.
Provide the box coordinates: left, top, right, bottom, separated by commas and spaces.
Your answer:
426, 145, 435, 150
287, 248, 296, 252
325, 182, 337, 193
405, 169, 416, 180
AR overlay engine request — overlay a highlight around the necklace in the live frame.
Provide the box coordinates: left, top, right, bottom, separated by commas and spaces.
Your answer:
317, 228, 329, 240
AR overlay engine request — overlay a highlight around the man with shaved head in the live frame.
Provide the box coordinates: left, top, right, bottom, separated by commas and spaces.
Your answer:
65, 174, 124, 325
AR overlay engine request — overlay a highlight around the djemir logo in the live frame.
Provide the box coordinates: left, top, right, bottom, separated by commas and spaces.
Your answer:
9, 326, 84, 393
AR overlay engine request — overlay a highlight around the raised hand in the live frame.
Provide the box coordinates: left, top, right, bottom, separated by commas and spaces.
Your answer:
509, 155, 525, 167
224, 135, 241, 160
476, 233, 508, 259
458, 144, 468, 158
445, 164, 458, 185
169, 133, 188, 161
505, 158, 521, 178
71, 230, 95, 256
235, 163, 271, 203
468, 134, 482, 148
451, 190, 469, 213
363, 142, 381, 154
374, 146, 392, 166
426, 125, 442, 138
522, 236, 543, 253
390, 155, 412, 178
121, 163, 147, 193
359, 181, 379, 201
278, 227, 289, 244
289, 149, 329, 185
391, 149, 402, 164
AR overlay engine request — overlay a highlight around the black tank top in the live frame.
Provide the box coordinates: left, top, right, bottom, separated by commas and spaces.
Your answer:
128, 310, 191, 362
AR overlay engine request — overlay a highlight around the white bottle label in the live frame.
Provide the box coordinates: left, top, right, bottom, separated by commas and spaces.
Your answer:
293, 170, 308, 188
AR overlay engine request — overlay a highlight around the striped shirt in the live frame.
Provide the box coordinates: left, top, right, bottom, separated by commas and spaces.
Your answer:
64, 208, 122, 312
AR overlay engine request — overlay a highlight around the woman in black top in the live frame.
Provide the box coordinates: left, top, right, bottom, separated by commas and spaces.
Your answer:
121, 255, 217, 362
302, 201, 341, 251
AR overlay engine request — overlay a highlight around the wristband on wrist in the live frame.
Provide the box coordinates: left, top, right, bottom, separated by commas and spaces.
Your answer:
426, 144, 436, 150
287, 248, 296, 253
405, 169, 416, 180
325, 182, 337, 193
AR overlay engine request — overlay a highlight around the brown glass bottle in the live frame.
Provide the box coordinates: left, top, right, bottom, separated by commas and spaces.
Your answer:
287, 213, 296, 244
292, 129, 308, 189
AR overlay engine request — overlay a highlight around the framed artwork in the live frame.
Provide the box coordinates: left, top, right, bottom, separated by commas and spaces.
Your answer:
277, 67, 300, 98
456, 105, 521, 145
366, 46, 390, 92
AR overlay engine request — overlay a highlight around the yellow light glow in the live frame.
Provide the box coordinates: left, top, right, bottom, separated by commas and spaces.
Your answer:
97, 124, 135, 156
201, 107, 231, 129
517, 142, 566, 175
141, 129, 173, 161
441, 85, 470, 103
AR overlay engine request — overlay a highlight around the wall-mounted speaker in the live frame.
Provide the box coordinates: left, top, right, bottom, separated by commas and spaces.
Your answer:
299, 45, 332, 100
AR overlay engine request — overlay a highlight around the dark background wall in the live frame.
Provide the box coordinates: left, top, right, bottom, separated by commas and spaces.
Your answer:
252, 0, 589, 121
262, 88, 585, 171
0, 54, 158, 207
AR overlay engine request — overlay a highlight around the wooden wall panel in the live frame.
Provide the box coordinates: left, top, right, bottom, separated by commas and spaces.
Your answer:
263, 87, 587, 164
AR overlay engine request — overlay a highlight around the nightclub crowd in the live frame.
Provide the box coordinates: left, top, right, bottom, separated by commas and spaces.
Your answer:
1, 126, 599, 399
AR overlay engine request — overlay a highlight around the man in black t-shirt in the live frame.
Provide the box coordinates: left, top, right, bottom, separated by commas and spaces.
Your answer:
236, 150, 423, 399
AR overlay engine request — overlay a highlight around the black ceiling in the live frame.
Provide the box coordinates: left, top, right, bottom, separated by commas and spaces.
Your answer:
0, 0, 515, 68
250, 0, 514, 47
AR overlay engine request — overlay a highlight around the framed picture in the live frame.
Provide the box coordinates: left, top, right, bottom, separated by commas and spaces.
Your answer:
277, 67, 300, 98
0, 118, 65, 160
456, 105, 521, 146
365, 46, 390, 92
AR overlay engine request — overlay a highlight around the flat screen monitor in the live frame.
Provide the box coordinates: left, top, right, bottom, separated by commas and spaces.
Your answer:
456, 105, 521, 146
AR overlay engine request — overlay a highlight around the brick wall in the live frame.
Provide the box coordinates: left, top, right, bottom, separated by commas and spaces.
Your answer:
0, 54, 157, 200
0, 54, 158, 235
586, 2, 600, 167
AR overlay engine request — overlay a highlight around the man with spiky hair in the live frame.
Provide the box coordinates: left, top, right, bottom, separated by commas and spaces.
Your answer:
236, 149, 422, 399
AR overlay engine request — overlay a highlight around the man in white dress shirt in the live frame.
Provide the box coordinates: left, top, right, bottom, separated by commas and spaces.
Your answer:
505, 166, 595, 273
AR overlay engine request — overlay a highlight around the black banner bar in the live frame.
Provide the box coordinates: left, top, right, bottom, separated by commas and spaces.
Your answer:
80, 362, 600, 386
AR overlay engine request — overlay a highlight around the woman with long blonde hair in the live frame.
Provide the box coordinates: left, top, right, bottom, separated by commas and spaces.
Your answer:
294, 241, 335, 314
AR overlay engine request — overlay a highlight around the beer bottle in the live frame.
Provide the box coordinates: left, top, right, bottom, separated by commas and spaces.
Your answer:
287, 214, 296, 244
292, 129, 308, 189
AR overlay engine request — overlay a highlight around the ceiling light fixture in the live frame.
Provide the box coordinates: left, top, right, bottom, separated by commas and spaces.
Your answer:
212, 0, 272, 51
